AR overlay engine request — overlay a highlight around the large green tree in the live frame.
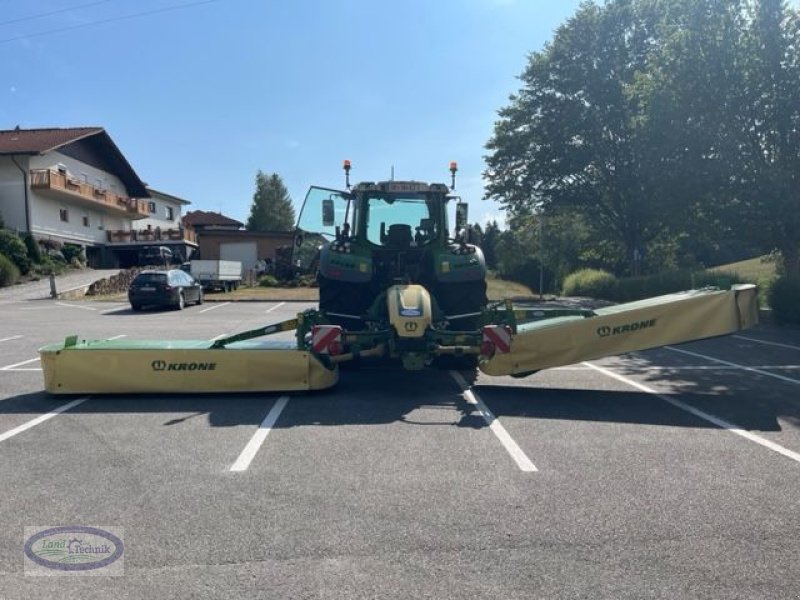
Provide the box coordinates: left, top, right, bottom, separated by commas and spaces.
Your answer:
636, 0, 800, 274
485, 0, 800, 277
485, 0, 668, 275
246, 171, 296, 232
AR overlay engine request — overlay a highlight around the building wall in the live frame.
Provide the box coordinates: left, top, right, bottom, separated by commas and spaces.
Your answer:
0, 156, 29, 231
27, 152, 132, 245
197, 232, 295, 265
134, 191, 185, 231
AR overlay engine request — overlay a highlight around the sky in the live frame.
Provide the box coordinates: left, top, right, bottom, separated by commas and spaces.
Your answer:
1, 0, 585, 228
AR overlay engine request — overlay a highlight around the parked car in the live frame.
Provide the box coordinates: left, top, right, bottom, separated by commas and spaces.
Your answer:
128, 269, 203, 311
138, 245, 175, 267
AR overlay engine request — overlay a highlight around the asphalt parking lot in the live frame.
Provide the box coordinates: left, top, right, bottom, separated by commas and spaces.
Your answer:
0, 294, 798, 599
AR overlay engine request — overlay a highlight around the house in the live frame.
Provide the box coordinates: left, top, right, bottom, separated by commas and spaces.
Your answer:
183, 209, 244, 232
0, 126, 196, 267
183, 210, 294, 272
110, 187, 197, 267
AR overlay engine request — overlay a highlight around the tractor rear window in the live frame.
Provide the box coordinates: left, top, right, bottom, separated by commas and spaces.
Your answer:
133, 273, 167, 285
365, 196, 436, 247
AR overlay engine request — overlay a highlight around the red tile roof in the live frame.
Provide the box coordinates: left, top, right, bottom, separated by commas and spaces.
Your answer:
0, 127, 104, 155
182, 210, 243, 228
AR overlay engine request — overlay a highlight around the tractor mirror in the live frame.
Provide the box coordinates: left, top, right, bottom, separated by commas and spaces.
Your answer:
322, 199, 335, 227
455, 202, 468, 233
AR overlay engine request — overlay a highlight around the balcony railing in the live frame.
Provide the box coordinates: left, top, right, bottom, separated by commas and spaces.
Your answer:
106, 226, 197, 244
30, 169, 150, 220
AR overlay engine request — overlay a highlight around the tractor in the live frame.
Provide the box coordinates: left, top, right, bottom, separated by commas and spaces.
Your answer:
38, 162, 759, 394
296, 161, 487, 332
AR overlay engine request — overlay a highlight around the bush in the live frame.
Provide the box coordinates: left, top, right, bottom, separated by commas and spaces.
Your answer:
258, 274, 279, 287
562, 268, 617, 299
0, 253, 20, 287
61, 243, 85, 265
0, 230, 31, 274
33, 256, 66, 276
23, 233, 42, 264
768, 276, 800, 325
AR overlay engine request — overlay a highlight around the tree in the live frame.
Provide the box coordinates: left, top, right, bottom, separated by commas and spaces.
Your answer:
635, 0, 800, 273
485, 1, 671, 276
246, 171, 296, 232
739, 0, 800, 275
486, 0, 800, 277
481, 220, 501, 270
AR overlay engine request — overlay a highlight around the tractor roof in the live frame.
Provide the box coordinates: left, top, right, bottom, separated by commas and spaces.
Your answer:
352, 181, 450, 195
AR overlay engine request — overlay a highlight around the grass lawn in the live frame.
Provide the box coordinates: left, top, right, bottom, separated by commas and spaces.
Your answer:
708, 255, 777, 282
207, 276, 536, 303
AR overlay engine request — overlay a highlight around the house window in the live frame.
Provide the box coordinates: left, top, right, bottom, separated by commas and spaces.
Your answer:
148, 201, 156, 213
166, 207, 174, 220
82, 216, 90, 227
60, 209, 69, 222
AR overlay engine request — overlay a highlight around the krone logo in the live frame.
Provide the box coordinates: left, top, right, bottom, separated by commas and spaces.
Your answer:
404, 322, 418, 332
152, 360, 167, 371
597, 319, 657, 338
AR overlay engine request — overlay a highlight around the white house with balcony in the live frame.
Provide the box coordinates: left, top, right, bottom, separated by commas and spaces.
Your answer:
0, 126, 196, 267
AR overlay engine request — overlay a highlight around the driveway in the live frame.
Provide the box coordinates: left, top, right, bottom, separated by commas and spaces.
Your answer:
0, 268, 120, 303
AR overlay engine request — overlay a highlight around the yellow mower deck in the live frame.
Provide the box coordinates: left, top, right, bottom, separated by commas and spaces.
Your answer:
40, 339, 338, 395
39, 284, 757, 395
481, 284, 758, 377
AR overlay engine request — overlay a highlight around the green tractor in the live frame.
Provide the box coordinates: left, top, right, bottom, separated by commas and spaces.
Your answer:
295, 161, 488, 332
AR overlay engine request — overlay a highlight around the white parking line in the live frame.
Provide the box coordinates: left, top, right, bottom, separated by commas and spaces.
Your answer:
584, 362, 800, 465
665, 346, 800, 385
629, 364, 800, 371
100, 305, 128, 315
450, 371, 537, 472
0, 335, 22, 343
733, 335, 800, 352
106, 335, 127, 341
230, 396, 290, 472
0, 397, 89, 444
265, 302, 285, 313
55, 302, 96, 312
199, 302, 230, 314
1, 357, 41, 371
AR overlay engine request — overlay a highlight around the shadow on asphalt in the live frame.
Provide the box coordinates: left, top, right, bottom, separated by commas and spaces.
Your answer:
2, 361, 794, 432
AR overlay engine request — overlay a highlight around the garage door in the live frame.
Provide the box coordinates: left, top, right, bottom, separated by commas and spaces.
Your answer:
220, 242, 257, 272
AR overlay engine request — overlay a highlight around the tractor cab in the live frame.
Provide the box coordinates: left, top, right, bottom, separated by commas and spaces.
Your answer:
294, 163, 487, 325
